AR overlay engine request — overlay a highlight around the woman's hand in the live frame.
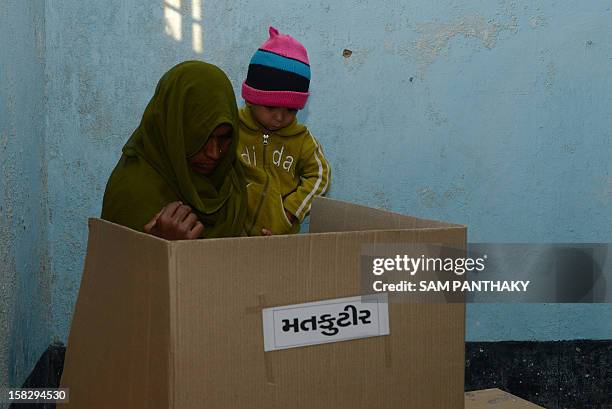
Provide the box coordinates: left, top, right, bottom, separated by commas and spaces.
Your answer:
143, 201, 204, 240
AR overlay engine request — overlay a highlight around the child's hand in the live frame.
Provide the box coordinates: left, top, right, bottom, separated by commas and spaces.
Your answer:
144, 201, 204, 240
285, 209, 297, 223
260, 210, 297, 236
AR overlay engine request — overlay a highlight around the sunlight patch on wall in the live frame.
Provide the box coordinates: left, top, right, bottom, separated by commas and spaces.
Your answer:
164, 0, 182, 42
163, 0, 203, 53
192, 0, 203, 53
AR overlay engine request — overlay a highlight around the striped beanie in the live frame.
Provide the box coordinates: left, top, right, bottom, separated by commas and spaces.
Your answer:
242, 27, 310, 110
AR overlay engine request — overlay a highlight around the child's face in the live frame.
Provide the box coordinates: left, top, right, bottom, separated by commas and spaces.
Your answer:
250, 105, 297, 132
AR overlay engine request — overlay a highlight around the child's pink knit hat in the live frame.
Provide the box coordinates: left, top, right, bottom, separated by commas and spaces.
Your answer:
242, 27, 310, 110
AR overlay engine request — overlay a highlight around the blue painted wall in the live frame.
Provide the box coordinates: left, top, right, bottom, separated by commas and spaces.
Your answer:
2, 0, 612, 388
0, 0, 50, 392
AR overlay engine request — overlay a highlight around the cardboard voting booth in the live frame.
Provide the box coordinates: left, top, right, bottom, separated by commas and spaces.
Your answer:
60, 197, 467, 408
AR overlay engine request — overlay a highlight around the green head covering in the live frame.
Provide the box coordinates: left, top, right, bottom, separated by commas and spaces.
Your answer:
101, 61, 246, 238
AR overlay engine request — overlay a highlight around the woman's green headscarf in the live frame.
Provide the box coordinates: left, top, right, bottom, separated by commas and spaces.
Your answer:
101, 61, 246, 238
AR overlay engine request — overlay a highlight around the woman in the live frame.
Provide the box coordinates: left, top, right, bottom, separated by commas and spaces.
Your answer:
101, 61, 246, 240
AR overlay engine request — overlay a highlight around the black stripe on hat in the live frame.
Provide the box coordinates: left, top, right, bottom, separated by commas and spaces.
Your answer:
245, 64, 310, 93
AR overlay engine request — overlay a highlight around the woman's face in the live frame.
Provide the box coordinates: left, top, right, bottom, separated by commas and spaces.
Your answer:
187, 124, 233, 175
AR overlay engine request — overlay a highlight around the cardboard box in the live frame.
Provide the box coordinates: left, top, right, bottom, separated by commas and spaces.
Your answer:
465, 389, 545, 408
60, 197, 467, 408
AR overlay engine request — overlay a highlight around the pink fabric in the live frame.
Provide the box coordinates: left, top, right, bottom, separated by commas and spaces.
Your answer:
242, 82, 309, 110
259, 26, 309, 65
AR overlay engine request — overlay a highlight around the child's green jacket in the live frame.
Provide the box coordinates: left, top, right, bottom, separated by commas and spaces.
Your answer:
237, 106, 331, 236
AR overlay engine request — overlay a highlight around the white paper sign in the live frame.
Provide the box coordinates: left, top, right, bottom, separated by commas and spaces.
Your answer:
262, 293, 389, 352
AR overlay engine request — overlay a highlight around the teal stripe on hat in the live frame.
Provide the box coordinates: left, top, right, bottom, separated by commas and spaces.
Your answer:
250, 49, 311, 80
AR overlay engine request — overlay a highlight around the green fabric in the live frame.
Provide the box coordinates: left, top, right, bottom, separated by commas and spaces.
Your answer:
101, 61, 246, 238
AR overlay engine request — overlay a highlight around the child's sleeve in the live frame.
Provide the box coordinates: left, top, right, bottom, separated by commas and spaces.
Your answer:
283, 132, 331, 222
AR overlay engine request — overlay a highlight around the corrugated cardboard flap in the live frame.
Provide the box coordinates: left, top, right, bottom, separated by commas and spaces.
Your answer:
465, 389, 545, 408
60, 219, 172, 409
310, 196, 465, 233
